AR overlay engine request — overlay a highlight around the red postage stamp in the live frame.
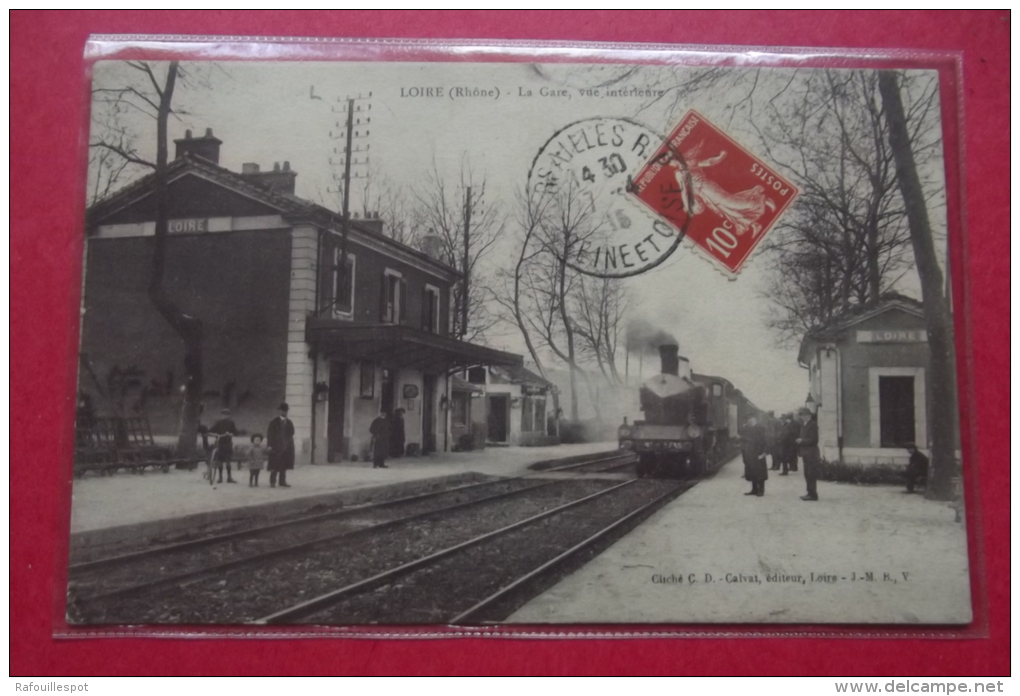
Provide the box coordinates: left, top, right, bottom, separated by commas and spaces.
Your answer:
629, 110, 799, 275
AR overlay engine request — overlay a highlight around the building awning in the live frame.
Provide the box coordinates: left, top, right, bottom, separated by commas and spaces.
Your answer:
306, 319, 523, 372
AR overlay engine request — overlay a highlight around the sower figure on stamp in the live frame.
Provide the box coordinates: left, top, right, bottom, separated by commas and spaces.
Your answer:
266, 402, 295, 488
210, 408, 238, 484
903, 443, 929, 494
741, 416, 768, 497
797, 407, 820, 501
369, 410, 390, 469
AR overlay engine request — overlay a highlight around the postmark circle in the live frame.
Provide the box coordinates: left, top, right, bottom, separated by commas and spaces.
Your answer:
526, 117, 690, 279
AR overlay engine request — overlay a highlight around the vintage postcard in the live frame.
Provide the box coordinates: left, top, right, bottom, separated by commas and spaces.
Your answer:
65, 43, 972, 630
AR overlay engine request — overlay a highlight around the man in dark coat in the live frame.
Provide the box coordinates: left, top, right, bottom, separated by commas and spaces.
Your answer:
210, 408, 238, 484
903, 444, 929, 493
741, 416, 768, 497
389, 408, 406, 458
369, 410, 390, 469
780, 413, 800, 475
267, 402, 295, 488
796, 407, 820, 501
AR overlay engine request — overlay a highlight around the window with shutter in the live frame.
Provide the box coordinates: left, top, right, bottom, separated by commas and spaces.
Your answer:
333, 250, 355, 316
398, 278, 407, 324
423, 285, 440, 333
382, 269, 403, 324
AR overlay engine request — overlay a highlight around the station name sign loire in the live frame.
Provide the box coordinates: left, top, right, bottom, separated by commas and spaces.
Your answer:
168, 218, 209, 233
856, 330, 928, 344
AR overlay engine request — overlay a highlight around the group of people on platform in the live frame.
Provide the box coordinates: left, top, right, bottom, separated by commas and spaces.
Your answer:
740, 409, 819, 500
199, 404, 411, 487
201, 402, 295, 488
741, 409, 929, 499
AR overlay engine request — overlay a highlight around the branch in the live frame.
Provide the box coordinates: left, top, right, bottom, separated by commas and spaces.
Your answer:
89, 140, 156, 169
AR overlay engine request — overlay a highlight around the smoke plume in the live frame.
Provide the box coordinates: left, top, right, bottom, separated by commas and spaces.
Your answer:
625, 318, 679, 354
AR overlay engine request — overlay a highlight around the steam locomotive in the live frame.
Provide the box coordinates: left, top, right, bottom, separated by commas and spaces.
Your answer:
618, 344, 761, 479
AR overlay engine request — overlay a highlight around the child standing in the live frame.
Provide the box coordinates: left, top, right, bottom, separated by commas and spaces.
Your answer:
248, 433, 266, 487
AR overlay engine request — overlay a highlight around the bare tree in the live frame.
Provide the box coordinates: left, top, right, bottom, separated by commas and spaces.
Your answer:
753, 69, 940, 345
489, 187, 554, 375
509, 182, 608, 420
572, 275, 629, 384
88, 61, 206, 458
350, 162, 419, 246
492, 177, 633, 420
411, 157, 503, 342
878, 70, 958, 501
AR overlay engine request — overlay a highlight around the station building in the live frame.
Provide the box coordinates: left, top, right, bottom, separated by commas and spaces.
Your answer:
80, 129, 522, 464
798, 294, 953, 467
466, 364, 557, 447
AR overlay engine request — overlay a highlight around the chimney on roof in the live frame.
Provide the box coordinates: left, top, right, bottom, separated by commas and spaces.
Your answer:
239, 159, 297, 195
357, 211, 384, 236
174, 127, 222, 165
420, 232, 446, 263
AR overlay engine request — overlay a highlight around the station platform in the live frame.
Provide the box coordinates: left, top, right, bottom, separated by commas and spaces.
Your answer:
68, 442, 614, 536
509, 455, 972, 625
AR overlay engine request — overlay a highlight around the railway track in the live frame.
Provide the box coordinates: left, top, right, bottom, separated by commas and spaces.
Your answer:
263, 477, 689, 625
66, 449, 686, 625
68, 450, 633, 581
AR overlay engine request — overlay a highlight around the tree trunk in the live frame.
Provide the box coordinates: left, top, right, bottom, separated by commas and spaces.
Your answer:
866, 216, 881, 301
878, 70, 958, 501
146, 62, 204, 460
557, 244, 579, 422
512, 230, 546, 376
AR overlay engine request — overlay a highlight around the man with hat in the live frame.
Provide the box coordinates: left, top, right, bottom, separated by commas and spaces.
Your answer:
796, 407, 820, 501
267, 402, 295, 488
210, 408, 238, 484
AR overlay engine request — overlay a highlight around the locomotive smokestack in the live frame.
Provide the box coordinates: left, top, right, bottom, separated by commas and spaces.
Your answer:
659, 344, 680, 376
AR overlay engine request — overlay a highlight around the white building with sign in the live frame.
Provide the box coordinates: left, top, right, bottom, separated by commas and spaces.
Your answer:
798, 295, 954, 467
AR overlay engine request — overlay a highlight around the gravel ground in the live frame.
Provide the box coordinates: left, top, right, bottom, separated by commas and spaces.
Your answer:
305, 479, 681, 624
68, 477, 545, 597
68, 478, 615, 624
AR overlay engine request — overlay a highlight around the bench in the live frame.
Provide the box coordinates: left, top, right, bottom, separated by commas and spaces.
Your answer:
73, 416, 200, 477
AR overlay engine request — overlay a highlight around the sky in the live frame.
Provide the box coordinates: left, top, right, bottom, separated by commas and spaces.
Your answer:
89, 60, 948, 414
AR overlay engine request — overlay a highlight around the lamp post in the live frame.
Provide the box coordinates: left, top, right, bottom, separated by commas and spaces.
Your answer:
805, 392, 817, 414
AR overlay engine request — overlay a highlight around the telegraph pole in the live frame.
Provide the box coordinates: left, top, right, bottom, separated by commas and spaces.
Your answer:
326, 93, 372, 312
339, 98, 355, 277
461, 186, 472, 338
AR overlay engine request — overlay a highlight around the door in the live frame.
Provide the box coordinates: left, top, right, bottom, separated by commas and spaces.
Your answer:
381, 368, 395, 414
327, 361, 347, 462
879, 376, 915, 447
488, 395, 508, 442
422, 374, 436, 453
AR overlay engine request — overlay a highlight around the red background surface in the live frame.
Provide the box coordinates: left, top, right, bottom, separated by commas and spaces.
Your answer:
10, 11, 1009, 676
